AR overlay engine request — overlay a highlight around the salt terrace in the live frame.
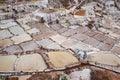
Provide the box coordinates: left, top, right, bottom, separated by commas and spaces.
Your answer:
0, 0, 120, 80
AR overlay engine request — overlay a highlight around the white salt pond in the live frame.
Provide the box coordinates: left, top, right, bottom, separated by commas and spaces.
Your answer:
16, 54, 47, 72
87, 53, 120, 66
0, 55, 17, 72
